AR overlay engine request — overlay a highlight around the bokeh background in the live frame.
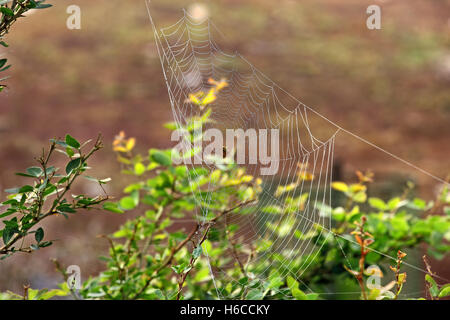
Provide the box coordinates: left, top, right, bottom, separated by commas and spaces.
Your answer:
0, 0, 449, 296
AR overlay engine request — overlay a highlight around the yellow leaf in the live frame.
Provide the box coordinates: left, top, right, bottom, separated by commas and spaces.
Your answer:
201, 88, 217, 106
331, 182, 348, 192
188, 92, 204, 105
113, 146, 127, 152
350, 183, 366, 193
209, 170, 221, 184
236, 168, 244, 178
398, 272, 407, 284
275, 183, 297, 197
298, 171, 314, 181
126, 138, 136, 151
240, 175, 253, 183
223, 179, 241, 186
215, 79, 228, 91
368, 288, 381, 300
208, 78, 228, 91
356, 170, 374, 183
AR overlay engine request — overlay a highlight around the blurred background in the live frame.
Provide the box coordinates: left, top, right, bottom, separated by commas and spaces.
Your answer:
0, 0, 448, 295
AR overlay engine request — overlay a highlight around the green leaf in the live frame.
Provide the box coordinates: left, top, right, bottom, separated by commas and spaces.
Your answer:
0, 7, 13, 16
268, 274, 283, 289
36, 3, 52, 9
35, 227, 44, 243
408, 198, 427, 210
306, 293, 319, 300
56, 205, 76, 213
438, 285, 450, 298
26, 167, 43, 177
15, 172, 37, 178
134, 163, 146, 176
353, 191, 367, 203
286, 276, 299, 290
261, 205, 282, 214
292, 288, 308, 300
425, 274, 439, 297
66, 147, 75, 157
246, 289, 263, 300
65, 134, 80, 149
0, 64, 10, 72
192, 246, 203, 259
0, 209, 17, 218
368, 288, 381, 300
4, 187, 19, 194
50, 139, 68, 148
150, 150, 171, 166
194, 268, 210, 282
39, 241, 52, 248
65, 158, 81, 174
390, 216, 409, 238
119, 194, 138, 210
2, 228, 14, 245
83, 176, 111, 184
387, 197, 402, 210
164, 122, 178, 130
368, 197, 387, 211
18, 185, 34, 193
103, 202, 124, 214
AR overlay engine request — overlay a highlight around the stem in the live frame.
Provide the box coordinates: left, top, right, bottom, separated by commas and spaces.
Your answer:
225, 214, 247, 277
132, 199, 256, 300
0, 134, 104, 256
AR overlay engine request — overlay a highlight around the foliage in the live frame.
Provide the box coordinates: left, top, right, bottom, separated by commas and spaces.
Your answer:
78, 113, 268, 300
299, 173, 450, 299
0, 80, 449, 300
423, 255, 450, 300
0, 0, 51, 91
0, 134, 109, 260
56, 104, 448, 300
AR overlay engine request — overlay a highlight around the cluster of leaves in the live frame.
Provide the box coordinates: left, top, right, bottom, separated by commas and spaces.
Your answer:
0, 282, 71, 300
66, 115, 448, 300
63, 81, 319, 300
1, 78, 448, 300
28, 78, 443, 300
76, 113, 269, 299
0, 134, 109, 260
185, 77, 228, 110
0, 0, 51, 91
290, 172, 450, 299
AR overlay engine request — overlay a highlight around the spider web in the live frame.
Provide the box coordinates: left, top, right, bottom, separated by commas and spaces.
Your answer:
145, 2, 449, 299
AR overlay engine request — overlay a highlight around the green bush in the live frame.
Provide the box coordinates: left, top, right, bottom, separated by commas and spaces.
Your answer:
80, 109, 448, 300
0, 134, 108, 260
0, 1, 52, 91
1, 87, 449, 300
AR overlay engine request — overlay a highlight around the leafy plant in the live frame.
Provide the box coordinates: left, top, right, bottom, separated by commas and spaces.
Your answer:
0, 134, 109, 259
1, 79, 449, 300
0, 0, 52, 91
423, 255, 450, 300
57, 111, 448, 300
